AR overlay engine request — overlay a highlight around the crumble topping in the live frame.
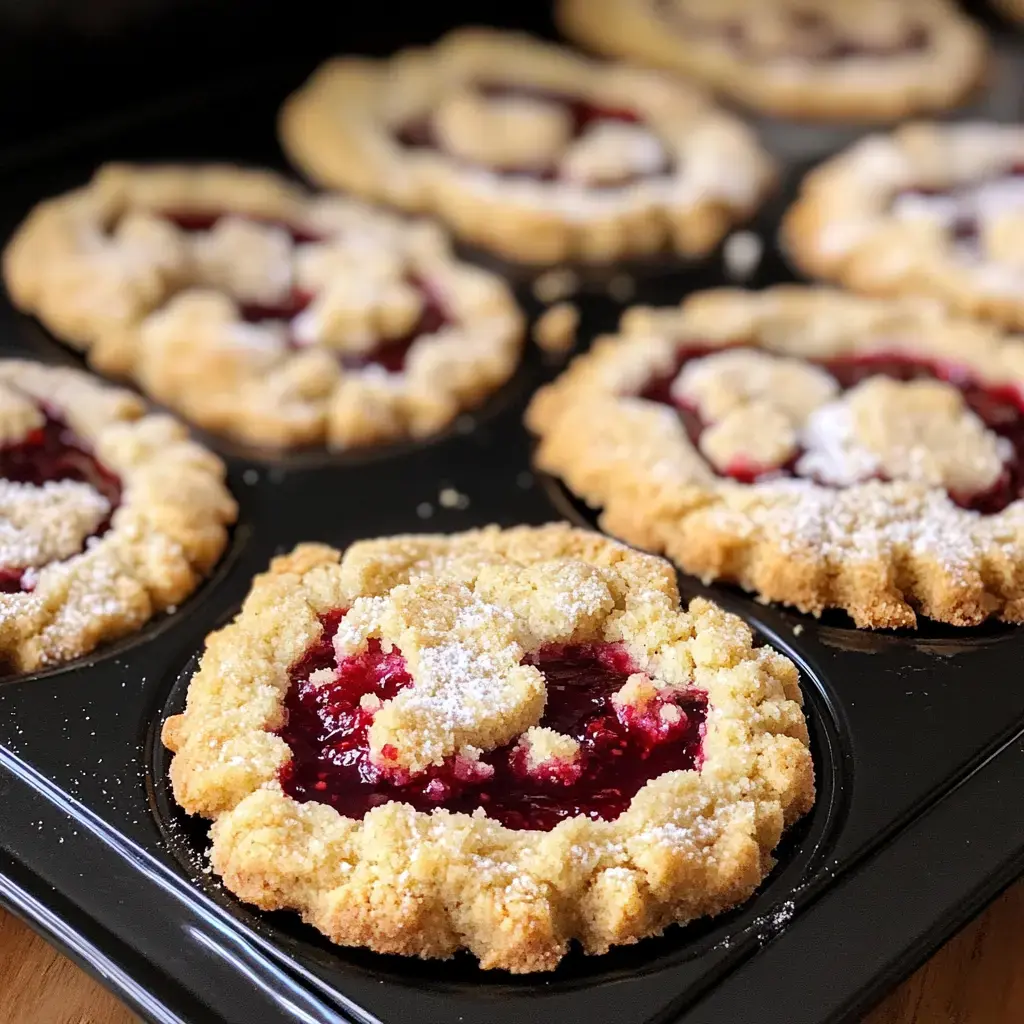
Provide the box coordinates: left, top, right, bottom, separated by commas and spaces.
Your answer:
671, 349, 839, 424
189, 215, 294, 306
783, 124, 1024, 330
2, 164, 524, 450
277, 28, 775, 264
0, 383, 45, 445
162, 524, 814, 972
433, 89, 573, 170
527, 287, 1024, 627
515, 726, 582, 775
334, 579, 545, 773
0, 360, 236, 672
669, 347, 1011, 492
292, 262, 424, 353
699, 401, 798, 474
0, 480, 110, 569
611, 671, 662, 711
983, 212, 1024, 269
558, 121, 669, 187
798, 377, 1010, 494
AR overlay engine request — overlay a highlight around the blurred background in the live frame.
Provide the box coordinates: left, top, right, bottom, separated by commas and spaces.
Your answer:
0, 0, 556, 150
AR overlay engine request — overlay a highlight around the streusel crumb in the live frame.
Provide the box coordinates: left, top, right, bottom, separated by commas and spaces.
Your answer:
0, 360, 236, 671
163, 523, 813, 971
528, 286, 1024, 628
3, 164, 523, 449
278, 28, 775, 264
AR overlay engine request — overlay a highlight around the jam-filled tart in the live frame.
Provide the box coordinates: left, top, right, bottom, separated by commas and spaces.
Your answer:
527, 287, 1024, 629
162, 523, 814, 972
3, 164, 523, 449
557, 0, 987, 122
783, 123, 1024, 331
277, 28, 775, 265
0, 360, 235, 672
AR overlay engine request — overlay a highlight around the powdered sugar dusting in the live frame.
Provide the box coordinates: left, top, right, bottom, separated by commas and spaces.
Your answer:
0, 479, 110, 568
334, 584, 544, 772
798, 377, 1010, 494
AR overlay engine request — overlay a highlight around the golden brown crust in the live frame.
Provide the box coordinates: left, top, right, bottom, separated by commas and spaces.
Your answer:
2, 163, 523, 450
782, 123, 1024, 330
162, 523, 814, 972
0, 360, 236, 672
557, 0, 987, 122
277, 28, 775, 265
526, 287, 1024, 629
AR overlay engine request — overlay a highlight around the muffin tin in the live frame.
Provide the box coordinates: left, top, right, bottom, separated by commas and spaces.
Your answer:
3, 4, 1024, 1023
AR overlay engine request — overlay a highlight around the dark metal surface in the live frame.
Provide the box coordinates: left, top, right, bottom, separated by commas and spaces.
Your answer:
2, 4, 1024, 1022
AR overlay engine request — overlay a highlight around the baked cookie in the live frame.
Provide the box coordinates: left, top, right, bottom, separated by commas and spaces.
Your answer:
162, 523, 814, 972
3, 164, 523, 449
0, 360, 235, 672
782, 123, 1024, 331
527, 287, 1024, 629
557, 0, 987, 122
277, 28, 775, 265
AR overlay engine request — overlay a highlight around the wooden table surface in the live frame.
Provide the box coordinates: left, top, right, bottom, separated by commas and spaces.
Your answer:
2, 882, 1023, 1024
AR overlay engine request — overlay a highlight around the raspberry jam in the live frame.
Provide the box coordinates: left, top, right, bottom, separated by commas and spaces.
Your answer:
162, 211, 323, 246
0, 412, 122, 592
151, 210, 319, 323
245, 277, 449, 373
336, 278, 450, 375
277, 612, 708, 831
395, 83, 669, 184
642, 346, 1024, 513
146, 211, 452, 374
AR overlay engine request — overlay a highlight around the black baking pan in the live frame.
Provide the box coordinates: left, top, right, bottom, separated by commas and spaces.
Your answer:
3, 3, 1024, 1023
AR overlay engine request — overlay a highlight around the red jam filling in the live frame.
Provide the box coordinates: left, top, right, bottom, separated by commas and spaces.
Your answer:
126, 210, 453, 374
277, 611, 707, 831
336, 277, 451, 375
158, 210, 320, 323
245, 276, 449, 373
642, 346, 1024, 513
893, 164, 1024, 245
395, 83, 671, 185
0, 412, 122, 593
656, 1, 929, 61
160, 211, 323, 246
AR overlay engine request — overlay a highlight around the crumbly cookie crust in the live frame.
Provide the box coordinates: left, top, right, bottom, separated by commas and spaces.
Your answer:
277, 28, 775, 265
782, 123, 1024, 331
0, 360, 235, 672
557, 0, 987, 122
162, 523, 814, 972
526, 287, 1024, 629
3, 164, 523, 449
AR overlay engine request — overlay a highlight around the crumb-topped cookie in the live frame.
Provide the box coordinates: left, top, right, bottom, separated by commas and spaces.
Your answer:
3, 164, 523, 449
783, 123, 1024, 331
162, 523, 814, 972
277, 28, 775, 265
0, 360, 235, 672
557, 0, 987, 122
527, 287, 1024, 629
